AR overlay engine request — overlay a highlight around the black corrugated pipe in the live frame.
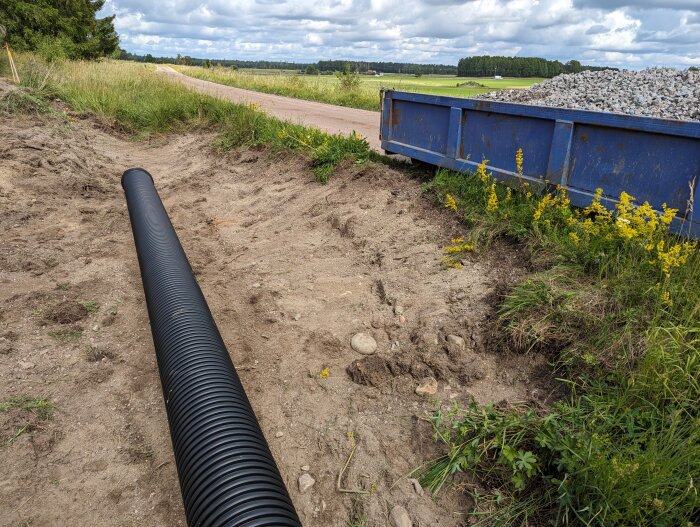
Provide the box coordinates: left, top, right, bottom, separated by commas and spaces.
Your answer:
121, 168, 301, 527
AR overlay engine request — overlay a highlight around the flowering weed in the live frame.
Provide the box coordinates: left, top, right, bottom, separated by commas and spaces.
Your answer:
426, 148, 700, 526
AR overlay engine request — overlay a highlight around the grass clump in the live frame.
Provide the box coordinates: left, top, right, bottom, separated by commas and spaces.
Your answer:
78, 300, 99, 314
0, 58, 55, 114
48, 327, 83, 343
5, 57, 371, 181
421, 154, 700, 525
0, 396, 53, 419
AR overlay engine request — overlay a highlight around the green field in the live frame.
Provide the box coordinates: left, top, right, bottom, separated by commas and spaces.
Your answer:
173, 65, 542, 111
360, 73, 541, 96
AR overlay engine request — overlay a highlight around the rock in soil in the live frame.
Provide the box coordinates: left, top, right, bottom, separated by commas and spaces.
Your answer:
447, 334, 465, 349
409, 478, 424, 496
420, 332, 439, 347
415, 376, 438, 396
298, 473, 315, 493
389, 505, 413, 527
350, 332, 377, 355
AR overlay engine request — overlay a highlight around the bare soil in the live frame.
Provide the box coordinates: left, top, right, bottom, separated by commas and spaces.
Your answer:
0, 98, 554, 526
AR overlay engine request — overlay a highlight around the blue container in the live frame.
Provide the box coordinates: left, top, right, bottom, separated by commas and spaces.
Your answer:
380, 90, 700, 237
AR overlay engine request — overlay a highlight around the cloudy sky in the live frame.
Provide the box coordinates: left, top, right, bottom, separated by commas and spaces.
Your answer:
100, 0, 700, 69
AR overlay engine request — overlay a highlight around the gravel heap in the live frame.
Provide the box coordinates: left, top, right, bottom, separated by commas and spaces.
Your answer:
480, 68, 700, 121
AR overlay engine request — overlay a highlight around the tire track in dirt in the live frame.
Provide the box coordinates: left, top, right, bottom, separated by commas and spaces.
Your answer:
155, 65, 383, 151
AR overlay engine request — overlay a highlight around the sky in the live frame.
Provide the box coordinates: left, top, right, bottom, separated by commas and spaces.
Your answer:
99, 0, 700, 69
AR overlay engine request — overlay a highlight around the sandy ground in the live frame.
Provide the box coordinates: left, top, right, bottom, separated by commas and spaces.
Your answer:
0, 95, 554, 526
156, 65, 382, 151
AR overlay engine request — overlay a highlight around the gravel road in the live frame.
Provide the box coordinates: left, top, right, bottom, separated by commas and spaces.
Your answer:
156, 65, 382, 150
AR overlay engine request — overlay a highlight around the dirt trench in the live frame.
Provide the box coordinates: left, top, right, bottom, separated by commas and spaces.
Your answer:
0, 106, 552, 526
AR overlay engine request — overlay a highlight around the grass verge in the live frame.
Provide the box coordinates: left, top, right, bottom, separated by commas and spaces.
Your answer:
421, 159, 700, 526
173, 64, 381, 111
2, 57, 371, 182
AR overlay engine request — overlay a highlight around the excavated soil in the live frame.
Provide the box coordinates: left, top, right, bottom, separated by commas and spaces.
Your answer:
0, 99, 554, 526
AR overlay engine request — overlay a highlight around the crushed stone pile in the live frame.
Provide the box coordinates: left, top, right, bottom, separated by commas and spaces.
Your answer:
480, 68, 700, 121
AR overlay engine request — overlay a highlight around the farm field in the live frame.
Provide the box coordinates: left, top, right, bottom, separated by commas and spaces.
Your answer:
1, 56, 699, 527
173, 64, 543, 111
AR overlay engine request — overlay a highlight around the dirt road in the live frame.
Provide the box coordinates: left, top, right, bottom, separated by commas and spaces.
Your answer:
0, 84, 553, 526
156, 65, 383, 151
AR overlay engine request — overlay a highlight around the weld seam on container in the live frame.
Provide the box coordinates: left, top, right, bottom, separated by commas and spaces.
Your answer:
121, 168, 301, 527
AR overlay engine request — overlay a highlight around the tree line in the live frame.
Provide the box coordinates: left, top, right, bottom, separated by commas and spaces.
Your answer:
0, 0, 118, 60
117, 52, 458, 75
457, 56, 617, 78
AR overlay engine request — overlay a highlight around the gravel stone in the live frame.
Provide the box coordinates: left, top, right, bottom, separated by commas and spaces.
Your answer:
421, 332, 439, 347
447, 334, 465, 349
390, 505, 413, 527
351, 332, 377, 355
480, 68, 700, 122
409, 478, 424, 496
415, 376, 438, 396
298, 473, 315, 493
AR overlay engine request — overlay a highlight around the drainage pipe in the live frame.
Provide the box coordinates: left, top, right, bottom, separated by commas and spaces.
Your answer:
122, 168, 301, 527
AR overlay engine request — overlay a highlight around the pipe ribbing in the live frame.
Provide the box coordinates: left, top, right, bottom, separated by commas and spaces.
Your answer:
121, 168, 301, 527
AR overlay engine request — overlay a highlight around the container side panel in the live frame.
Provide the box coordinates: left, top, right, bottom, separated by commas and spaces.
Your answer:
568, 125, 700, 213
390, 100, 450, 155
460, 111, 555, 178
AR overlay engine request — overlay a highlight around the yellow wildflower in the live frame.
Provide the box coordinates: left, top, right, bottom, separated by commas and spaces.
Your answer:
515, 148, 524, 178
444, 193, 457, 212
486, 183, 499, 212
319, 367, 330, 379
655, 240, 691, 278
533, 194, 554, 221
616, 217, 637, 240
616, 191, 635, 219
568, 232, 580, 245
505, 187, 512, 202
451, 237, 465, 244
660, 203, 678, 226
660, 290, 672, 307
443, 243, 475, 253
580, 218, 601, 236
556, 187, 570, 209
584, 188, 612, 223
476, 159, 490, 183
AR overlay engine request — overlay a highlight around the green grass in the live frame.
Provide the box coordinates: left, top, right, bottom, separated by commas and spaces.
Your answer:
48, 327, 83, 343
172, 65, 542, 111
6, 56, 371, 182
0, 397, 53, 418
78, 300, 99, 314
420, 165, 700, 526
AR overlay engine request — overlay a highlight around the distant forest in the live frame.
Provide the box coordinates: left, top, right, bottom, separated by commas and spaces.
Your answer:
118, 51, 615, 78
457, 55, 617, 78
117, 51, 458, 74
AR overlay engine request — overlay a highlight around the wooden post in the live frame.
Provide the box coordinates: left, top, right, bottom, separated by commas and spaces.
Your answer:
5, 43, 20, 83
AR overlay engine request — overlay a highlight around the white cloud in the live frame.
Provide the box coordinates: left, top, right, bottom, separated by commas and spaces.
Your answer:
101, 0, 700, 68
